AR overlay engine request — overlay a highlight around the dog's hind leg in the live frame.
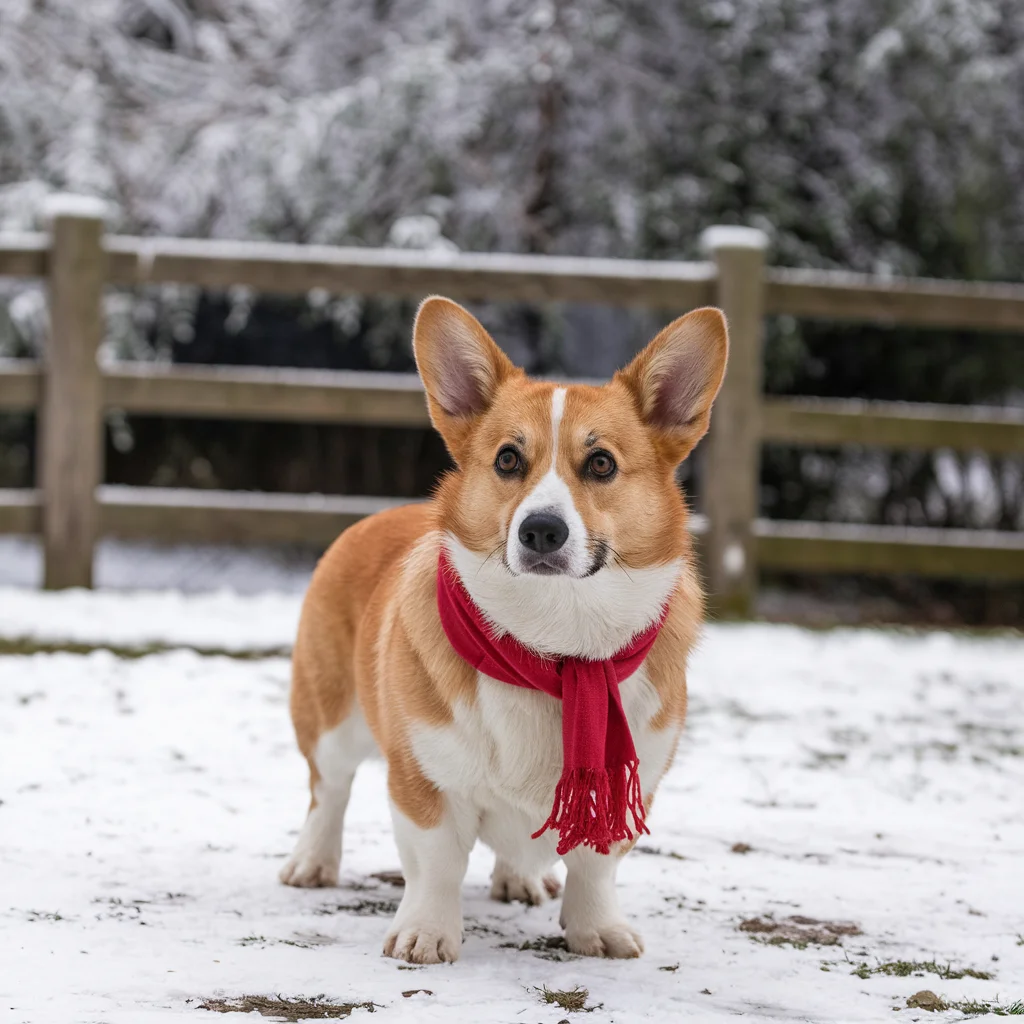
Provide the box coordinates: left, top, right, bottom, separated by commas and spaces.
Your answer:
280, 708, 376, 888
480, 802, 561, 906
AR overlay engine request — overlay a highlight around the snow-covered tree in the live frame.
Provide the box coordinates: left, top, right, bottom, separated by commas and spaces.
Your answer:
1, 0, 1023, 530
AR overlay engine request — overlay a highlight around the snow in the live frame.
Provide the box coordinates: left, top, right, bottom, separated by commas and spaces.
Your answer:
701, 226, 770, 251
0, 585, 299, 653
0, 536, 317, 598
42, 193, 110, 222
2, 593, 1022, 1023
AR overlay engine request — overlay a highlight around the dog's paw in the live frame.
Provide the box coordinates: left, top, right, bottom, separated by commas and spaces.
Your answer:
490, 862, 562, 906
565, 920, 644, 959
278, 853, 339, 888
383, 922, 461, 964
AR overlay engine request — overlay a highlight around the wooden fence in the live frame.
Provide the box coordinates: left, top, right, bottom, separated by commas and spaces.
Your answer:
2, 195, 1024, 612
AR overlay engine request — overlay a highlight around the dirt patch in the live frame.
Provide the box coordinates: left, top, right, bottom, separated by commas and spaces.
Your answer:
538, 986, 600, 1013
739, 915, 861, 947
500, 935, 580, 962
635, 845, 686, 860
369, 871, 405, 887
92, 892, 191, 922
238, 933, 337, 949
199, 995, 375, 1020
464, 919, 505, 938
730, 842, 753, 854
313, 899, 399, 918
906, 990, 946, 1011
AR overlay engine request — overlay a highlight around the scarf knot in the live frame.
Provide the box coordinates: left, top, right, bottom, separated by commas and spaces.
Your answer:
436, 552, 664, 855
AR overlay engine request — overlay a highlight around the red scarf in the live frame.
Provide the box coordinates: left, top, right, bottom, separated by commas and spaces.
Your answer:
436, 552, 664, 855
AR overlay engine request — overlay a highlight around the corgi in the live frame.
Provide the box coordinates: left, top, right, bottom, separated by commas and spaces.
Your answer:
280, 297, 729, 963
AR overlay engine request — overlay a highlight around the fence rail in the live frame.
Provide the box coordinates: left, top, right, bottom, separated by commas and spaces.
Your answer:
1, 197, 1022, 609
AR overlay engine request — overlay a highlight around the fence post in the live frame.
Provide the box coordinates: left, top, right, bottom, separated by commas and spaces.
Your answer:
700, 226, 769, 618
40, 195, 108, 589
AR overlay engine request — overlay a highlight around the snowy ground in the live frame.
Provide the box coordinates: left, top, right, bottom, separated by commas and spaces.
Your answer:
2, 589, 1023, 1023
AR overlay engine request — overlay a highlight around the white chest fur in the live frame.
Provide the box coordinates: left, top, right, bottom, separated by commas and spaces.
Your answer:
408, 665, 680, 821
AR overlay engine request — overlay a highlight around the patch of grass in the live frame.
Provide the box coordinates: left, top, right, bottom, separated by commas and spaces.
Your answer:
538, 986, 600, 1013
0, 636, 289, 661
851, 959, 993, 981
903, 992, 1024, 1016
1017, 935, 1024, 946
199, 995, 375, 1020
945, 998, 1024, 1017
25, 910, 66, 922
237, 934, 328, 949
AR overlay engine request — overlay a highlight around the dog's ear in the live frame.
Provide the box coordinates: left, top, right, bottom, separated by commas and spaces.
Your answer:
413, 296, 518, 455
617, 307, 729, 463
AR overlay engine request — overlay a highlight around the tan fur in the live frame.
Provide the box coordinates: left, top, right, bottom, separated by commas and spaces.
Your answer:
283, 296, 729, 961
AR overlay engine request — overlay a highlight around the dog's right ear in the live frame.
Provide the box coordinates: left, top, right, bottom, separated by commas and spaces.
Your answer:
413, 296, 518, 454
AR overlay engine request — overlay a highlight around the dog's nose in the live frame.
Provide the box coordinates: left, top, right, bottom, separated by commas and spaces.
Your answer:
518, 512, 569, 554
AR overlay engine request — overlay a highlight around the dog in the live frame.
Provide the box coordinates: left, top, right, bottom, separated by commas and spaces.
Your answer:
279, 296, 729, 963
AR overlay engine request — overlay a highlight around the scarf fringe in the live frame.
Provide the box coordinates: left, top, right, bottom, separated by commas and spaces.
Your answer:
532, 761, 650, 856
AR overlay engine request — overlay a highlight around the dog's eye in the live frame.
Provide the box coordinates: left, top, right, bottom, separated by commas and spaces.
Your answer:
495, 446, 521, 475
588, 452, 616, 479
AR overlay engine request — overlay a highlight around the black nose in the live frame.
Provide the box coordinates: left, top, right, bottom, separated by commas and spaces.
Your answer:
518, 512, 569, 554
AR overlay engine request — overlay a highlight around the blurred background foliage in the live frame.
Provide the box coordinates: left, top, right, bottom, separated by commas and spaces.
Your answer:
1, 0, 1022, 618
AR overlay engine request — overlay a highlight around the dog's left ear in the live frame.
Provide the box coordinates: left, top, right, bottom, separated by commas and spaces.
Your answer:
617, 307, 729, 463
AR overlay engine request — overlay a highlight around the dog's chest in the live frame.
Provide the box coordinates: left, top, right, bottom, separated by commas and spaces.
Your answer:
408, 666, 676, 816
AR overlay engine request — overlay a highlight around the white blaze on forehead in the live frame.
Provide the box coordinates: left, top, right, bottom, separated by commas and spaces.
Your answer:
550, 386, 566, 451
506, 386, 590, 577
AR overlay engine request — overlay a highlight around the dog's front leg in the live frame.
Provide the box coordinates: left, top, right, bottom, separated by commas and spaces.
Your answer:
559, 847, 644, 958
382, 796, 476, 964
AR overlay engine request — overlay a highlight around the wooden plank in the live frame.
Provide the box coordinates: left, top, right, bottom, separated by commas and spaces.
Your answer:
0, 233, 48, 278
98, 486, 414, 546
104, 235, 717, 309
756, 519, 1024, 580
98, 486, 711, 548
40, 197, 107, 589
0, 489, 41, 534
765, 267, 1024, 332
0, 359, 41, 412
761, 397, 1024, 454
102, 363, 431, 426
701, 226, 769, 616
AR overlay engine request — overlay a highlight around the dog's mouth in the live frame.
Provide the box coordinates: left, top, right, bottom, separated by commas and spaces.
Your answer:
517, 552, 572, 576
507, 540, 609, 578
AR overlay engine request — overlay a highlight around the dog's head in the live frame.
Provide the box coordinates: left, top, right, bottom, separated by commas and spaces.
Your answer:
414, 297, 728, 656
